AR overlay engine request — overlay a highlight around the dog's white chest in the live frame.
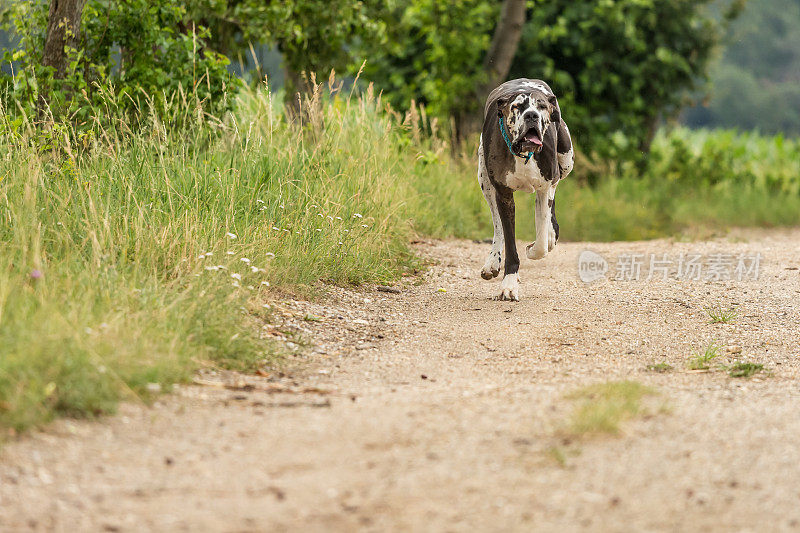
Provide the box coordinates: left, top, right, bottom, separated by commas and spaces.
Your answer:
502, 158, 549, 193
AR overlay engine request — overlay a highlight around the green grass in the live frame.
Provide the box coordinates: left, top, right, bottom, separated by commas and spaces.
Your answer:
705, 305, 739, 324
687, 343, 721, 370
565, 380, 655, 436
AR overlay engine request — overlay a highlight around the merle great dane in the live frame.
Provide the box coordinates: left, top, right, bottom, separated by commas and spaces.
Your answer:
478, 78, 574, 301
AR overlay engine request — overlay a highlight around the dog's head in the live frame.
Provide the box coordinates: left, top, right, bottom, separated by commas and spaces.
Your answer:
496, 90, 560, 154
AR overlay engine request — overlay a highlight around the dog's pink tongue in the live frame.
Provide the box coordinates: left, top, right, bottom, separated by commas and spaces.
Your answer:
525, 133, 542, 146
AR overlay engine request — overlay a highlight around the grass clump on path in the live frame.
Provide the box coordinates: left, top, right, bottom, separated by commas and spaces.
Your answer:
687, 343, 721, 370
565, 380, 655, 436
705, 305, 739, 324
727, 362, 765, 378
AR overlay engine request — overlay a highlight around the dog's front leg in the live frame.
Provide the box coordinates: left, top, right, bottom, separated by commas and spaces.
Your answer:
526, 186, 551, 260
495, 185, 521, 301
478, 141, 503, 280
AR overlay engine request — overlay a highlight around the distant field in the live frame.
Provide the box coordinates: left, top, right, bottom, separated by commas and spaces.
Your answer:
2, 85, 799, 432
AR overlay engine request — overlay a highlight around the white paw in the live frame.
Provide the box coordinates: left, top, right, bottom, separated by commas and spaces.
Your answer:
481, 254, 501, 280
526, 242, 547, 260
495, 273, 520, 301
547, 227, 557, 252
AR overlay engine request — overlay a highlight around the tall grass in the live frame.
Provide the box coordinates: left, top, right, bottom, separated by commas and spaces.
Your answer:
0, 81, 478, 432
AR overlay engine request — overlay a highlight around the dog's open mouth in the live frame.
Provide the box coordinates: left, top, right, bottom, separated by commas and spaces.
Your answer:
523, 129, 543, 147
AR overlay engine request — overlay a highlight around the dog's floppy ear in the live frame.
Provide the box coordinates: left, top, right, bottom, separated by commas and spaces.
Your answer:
496, 96, 509, 118
548, 94, 561, 125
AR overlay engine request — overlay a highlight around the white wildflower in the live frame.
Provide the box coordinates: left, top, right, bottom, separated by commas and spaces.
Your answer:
226, 232, 237, 239
352, 213, 363, 218
257, 199, 265, 204
265, 252, 276, 258
231, 273, 242, 280
204, 265, 220, 271
335, 216, 342, 221
261, 281, 270, 287
272, 226, 280, 231
227, 251, 235, 255
204, 252, 213, 257
240, 257, 251, 264
361, 224, 368, 228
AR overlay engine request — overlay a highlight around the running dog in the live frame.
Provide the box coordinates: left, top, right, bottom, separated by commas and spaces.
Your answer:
477, 79, 574, 301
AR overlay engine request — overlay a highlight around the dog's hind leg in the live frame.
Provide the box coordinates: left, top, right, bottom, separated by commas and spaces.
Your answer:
547, 184, 559, 252
526, 186, 552, 260
478, 139, 503, 280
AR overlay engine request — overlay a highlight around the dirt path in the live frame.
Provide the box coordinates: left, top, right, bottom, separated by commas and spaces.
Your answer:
3, 231, 800, 532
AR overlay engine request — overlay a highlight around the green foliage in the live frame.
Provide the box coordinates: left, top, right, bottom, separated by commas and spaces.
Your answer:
188, 0, 383, 87
2, 0, 237, 126
359, 0, 496, 119
511, 0, 740, 159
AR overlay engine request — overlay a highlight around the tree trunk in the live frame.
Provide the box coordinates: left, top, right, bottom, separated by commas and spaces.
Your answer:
42, 0, 87, 78
283, 64, 306, 118
638, 113, 660, 154
39, 0, 87, 117
457, 0, 526, 140
478, 0, 527, 101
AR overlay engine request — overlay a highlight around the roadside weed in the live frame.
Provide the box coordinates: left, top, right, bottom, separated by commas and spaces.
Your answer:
705, 305, 739, 324
688, 343, 720, 370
